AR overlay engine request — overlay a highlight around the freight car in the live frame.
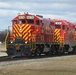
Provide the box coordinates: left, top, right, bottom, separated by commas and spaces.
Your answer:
5, 13, 76, 57
5, 13, 55, 56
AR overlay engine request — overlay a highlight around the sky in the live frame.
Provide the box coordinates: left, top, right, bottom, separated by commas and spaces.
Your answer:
0, 0, 76, 30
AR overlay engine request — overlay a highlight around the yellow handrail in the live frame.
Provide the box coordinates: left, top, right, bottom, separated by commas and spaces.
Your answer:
4, 30, 9, 50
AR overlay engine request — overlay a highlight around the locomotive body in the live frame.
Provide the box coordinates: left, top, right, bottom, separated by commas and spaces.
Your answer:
51, 19, 76, 54
6, 13, 54, 56
5, 13, 76, 56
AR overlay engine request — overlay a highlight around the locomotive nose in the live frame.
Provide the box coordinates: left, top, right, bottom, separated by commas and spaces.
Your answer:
15, 37, 24, 43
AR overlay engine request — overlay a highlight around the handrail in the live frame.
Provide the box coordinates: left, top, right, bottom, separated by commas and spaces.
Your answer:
4, 30, 9, 50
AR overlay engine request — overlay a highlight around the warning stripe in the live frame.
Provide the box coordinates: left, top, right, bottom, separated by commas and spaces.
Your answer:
23, 25, 31, 35
74, 31, 76, 41
12, 24, 32, 42
22, 24, 29, 32
13, 24, 22, 40
13, 25, 21, 37
23, 30, 31, 39
54, 29, 60, 42
23, 29, 31, 41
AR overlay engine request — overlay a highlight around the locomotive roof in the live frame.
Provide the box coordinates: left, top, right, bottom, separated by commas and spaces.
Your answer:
54, 19, 76, 28
12, 13, 54, 22
54, 19, 72, 25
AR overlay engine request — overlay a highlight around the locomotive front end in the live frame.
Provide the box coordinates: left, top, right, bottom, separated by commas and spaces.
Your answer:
6, 14, 35, 56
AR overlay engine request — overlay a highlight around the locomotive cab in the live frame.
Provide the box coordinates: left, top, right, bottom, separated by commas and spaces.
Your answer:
51, 20, 69, 55
6, 13, 45, 56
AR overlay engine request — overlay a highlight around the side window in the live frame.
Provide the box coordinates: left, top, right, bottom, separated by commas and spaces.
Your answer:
14, 20, 17, 24
62, 25, 65, 30
36, 20, 39, 26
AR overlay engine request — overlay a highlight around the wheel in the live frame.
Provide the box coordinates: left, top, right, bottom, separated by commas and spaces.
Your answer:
21, 46, 31, 57
7, 48, 15, 56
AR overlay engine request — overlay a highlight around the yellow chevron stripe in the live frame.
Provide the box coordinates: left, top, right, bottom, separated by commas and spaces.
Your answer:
23, 29, 31, 38
16, 33, 18, 37
14, 26, 20, 37
16, 24, 21, 33
23, 31, 31, 39
14, 24, 23, 37
22, 24, 31, 41
28, 38, 31, 41
23, 25, 31, 35
22, 24, 29, 32
13, 24, 32, 42
55, 31, 60, 35
25, 36, 31, 41
23, 33, 28, 39
15, 25, 20, 33
54, 29, 60, 42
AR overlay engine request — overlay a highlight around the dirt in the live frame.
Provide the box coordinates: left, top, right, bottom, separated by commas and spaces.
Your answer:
0, 44, 6, 52
0, 56, 76, 75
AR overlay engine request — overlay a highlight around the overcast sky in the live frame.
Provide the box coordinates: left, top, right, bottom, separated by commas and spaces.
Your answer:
0, 0, 76, 30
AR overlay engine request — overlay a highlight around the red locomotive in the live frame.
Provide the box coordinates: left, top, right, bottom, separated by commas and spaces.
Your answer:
6, 13, 54, 56
52, 19, 76, 54
5, 13, 76, 56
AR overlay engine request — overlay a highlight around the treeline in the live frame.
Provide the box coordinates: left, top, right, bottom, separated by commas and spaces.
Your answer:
0, 30, 6, 43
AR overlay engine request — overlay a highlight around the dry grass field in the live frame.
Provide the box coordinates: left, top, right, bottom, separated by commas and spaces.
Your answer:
0, 44, 6, 52
0, 56, 76, 75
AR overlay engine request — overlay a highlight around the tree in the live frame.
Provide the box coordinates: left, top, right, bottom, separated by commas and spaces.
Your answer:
0, 30, 6, 42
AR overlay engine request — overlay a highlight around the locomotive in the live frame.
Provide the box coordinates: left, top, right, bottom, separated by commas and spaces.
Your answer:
5, 13, 54, 56
5, 13, 76, 57
53, 19, 76, 54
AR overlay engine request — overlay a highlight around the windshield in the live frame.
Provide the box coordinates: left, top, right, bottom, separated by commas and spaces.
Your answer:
13, 20, 18, 24
20, 19, 26, 24
27, 19, 34, 24
55, 25, 60, 29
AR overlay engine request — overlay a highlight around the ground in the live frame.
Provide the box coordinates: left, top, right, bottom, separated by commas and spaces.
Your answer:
0, 44, 76, 75
0, 56, 76, 75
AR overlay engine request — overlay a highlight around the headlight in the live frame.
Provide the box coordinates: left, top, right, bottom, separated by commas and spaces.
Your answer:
10, 41, 13, 44
25, 41, 27, 44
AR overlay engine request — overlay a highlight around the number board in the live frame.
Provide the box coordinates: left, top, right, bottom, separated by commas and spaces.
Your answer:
55, 22, 62, 25
27, 16, 34, 19
18, 15, 25, 19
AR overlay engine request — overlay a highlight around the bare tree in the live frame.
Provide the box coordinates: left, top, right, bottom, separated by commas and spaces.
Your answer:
0, 30, 6, 43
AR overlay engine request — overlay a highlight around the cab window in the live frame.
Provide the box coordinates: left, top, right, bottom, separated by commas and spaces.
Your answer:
62, 25, 65, 30
13, 20, 17, 24
20, 19, 26, 24
27, 19, 34, 24
36, 20, 39, 26
55, 25, 60, 29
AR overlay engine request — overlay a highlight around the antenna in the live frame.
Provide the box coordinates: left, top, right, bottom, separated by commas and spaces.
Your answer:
27, 12, 28, 14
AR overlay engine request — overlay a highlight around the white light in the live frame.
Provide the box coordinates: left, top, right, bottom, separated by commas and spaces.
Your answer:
11, 41, 13, 44
25, 41, 27, 44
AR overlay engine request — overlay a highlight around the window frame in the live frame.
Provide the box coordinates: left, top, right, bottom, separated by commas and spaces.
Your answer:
27, 19, 34, 24
36, 20, 40, 26
55, 25, 61, 29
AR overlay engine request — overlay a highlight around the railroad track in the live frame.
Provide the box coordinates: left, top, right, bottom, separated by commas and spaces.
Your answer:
0, 54, 76, 68
0, 52, 75, 62
0, 54, 50, 62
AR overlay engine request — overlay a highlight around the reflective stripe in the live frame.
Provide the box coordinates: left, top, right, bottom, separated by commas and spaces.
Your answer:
53, 29, 60, 42
74, 32, 76, 41
12, 24, 31, 42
